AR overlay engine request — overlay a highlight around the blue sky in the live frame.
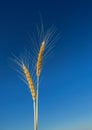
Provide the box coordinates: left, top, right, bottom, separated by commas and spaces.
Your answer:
0, 0, 92, 130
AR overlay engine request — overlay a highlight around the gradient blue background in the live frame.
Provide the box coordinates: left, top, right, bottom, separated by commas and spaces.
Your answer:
0, 0, 92, 130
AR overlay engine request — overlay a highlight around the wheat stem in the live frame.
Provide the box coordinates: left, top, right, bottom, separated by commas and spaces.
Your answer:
36, 40, 45, 130
36, 77, 39, 130
33, 99, 36, 130
33, 77, 39, 130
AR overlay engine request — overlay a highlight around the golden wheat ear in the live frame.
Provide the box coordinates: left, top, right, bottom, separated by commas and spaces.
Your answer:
22, 64, 36, 100
36, 41, 45, 77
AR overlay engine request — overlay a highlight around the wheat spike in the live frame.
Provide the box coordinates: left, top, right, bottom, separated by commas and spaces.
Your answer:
22, 64, 36, 100
36, 41, 45, 77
